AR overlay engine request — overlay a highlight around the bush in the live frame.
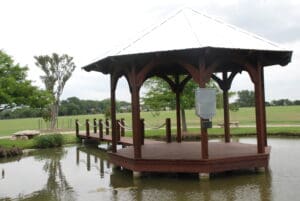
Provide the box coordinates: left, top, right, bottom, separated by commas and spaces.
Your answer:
34, 134, 64, 148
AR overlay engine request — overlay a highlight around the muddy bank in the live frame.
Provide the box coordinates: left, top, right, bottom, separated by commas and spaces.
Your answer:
0, 147, 23, 158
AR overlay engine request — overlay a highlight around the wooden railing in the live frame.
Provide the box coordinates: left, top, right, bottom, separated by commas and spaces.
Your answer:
76, 118, 172, 143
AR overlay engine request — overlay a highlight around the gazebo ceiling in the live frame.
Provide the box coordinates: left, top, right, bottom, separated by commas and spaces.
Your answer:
83, 8, 292, 75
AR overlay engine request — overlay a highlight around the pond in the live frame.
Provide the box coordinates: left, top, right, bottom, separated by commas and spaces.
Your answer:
0, 138, 300, 201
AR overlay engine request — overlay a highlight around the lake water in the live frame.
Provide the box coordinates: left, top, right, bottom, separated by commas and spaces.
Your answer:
0, 138, 300, 201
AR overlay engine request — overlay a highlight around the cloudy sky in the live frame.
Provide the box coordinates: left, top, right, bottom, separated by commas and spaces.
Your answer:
1, 0, 299, 102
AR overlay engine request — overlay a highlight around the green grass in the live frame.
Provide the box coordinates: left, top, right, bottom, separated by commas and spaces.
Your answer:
0, 105, 300, 137
0, 134, 78, 149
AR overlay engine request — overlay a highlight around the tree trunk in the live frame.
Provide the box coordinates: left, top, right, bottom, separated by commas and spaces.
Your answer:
181, 108, 187, 132
50, 102, 59, 130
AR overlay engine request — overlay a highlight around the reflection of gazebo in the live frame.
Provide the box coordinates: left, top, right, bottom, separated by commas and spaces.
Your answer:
83, 8, 292, 178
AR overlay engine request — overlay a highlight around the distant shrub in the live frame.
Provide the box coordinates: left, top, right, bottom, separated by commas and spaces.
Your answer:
34, 134, 64, 148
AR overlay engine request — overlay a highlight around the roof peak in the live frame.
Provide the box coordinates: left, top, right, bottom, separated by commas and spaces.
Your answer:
99, 7, 289, 60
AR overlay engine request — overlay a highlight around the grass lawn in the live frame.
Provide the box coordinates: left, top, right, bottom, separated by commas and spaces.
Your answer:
0, 105, 300, 137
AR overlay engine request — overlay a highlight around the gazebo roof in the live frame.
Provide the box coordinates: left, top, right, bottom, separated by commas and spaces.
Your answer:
83, 8, 292, 74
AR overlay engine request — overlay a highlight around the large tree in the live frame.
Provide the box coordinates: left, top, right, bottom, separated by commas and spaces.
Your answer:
34, 53, 76, 129
0, 50, 51, 112
236, 90, 255, 107
142, 77, 222, 132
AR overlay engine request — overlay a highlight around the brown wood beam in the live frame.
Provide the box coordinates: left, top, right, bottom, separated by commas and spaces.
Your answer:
86, 119, 90, 138
126, 65, 142, 159
131, 84, 141, 158
245, 63, 265, 154
120, 118, 125, 137
140, 119, 145, 145
198, 57, 212, 160
98, 119, 103, 139
116, 120, 121, 142
105, 119, 109, 135
212, 71, 239, 143
93, 118, 97, 133
261, 68, 268, 147
166, 118, 171, 143
223, 72, 230, 143
110, 74, 117, 153
75, 119, 79, 137
175, 75, 182, 143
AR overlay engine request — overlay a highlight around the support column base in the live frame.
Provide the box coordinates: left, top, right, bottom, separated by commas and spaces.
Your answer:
198, 173, 210, 180
255, 167, 266, 173
133, 171, 142, 179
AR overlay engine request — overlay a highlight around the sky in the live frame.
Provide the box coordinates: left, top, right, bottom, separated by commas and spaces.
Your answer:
1, 0, 300, 102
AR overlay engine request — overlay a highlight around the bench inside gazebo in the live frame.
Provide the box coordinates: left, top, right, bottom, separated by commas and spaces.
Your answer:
81, 8, 292, 179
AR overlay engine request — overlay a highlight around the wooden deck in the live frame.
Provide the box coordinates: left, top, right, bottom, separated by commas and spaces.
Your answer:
78, 132, 270, 174
109, 142, 270, 174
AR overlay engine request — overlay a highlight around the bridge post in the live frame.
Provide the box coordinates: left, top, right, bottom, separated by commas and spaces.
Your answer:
166, 118, 171, 143
86, 119, 90, 138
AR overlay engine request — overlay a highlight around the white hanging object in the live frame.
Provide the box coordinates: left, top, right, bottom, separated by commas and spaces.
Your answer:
195, 88, 216, 119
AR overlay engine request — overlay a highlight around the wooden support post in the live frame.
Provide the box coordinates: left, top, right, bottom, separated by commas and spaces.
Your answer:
131, 84, 141, 158
261, 68, 268, 147
75, 119, 79, 137
252, 65, 265, 154
85, 119, 90, 138
166, 118, 171, 143
140, 119, 145, 145
223, 89, 230, 142
116, 120, 120, 142
98, 119, 103, 139
223, 72, 231, 143
201, 119, 209, 159
110, 74, 117, 153
120, 118, 125, 137
175, 75, 182, 143
105, 119, 109, 135
199, 80, 209, 159
93, 118, 97, 134
175, 91, 181, 142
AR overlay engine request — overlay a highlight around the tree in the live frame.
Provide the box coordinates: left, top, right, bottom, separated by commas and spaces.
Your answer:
0, 50, 52, 112
236, 90, 255, 107
34, 53, 76, 129
271, 99, 293, 106
142, 77, 222, 132
142, 78, 175, 112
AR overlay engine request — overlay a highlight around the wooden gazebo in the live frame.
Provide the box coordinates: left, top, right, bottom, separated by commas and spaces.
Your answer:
82, 8, 292, 178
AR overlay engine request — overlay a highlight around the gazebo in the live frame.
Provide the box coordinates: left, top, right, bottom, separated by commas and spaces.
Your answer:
82, 8, 292, 178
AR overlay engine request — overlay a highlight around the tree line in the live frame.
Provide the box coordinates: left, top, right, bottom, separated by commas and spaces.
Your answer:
236, 90, 300, 107
0, 97, 131, 119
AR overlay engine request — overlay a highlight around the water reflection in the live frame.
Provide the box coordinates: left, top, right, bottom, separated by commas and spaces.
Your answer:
77, 146, 272, 201
108, 168, 272, 201
0, 138, 300, 201
1, 169, 4, 179
23, 149, 75, 201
